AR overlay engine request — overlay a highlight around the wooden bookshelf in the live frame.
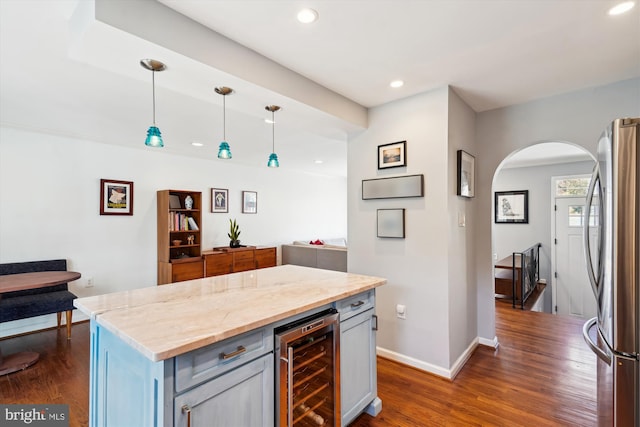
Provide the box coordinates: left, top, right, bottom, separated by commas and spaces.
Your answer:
157, 190, 203, 284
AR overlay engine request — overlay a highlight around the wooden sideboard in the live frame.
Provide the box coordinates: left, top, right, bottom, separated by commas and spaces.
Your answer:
203, 246, 276, 277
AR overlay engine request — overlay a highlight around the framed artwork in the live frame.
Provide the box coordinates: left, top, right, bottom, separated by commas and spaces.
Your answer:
495, 190, 529, 223
377, 209, 405, 238
100, 179, 133, 215
211, 188, 228, 213
457, 150, 475, 198
378, 141, 406, 169
362, 174, 424, 200
242, 191, 257, 214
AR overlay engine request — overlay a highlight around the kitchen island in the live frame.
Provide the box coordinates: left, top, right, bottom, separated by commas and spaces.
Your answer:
75, 264, 386, 427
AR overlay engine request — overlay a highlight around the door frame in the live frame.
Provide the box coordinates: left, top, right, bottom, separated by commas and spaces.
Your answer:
550, 173, 592, 314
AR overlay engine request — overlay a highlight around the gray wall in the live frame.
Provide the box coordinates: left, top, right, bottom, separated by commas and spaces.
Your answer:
493, 160, 595, 311
475, 78, 640, 340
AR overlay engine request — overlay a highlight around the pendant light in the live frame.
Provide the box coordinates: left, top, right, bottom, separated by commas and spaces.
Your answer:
215, 86, 233, 159
140, 59, 166, 147
266, 105, 281, 168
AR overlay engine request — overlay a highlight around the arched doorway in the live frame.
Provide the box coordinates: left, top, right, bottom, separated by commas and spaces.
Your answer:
491, 141, 595, 314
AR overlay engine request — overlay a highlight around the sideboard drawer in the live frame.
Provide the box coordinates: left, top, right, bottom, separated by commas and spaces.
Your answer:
255, 247, 276, 269
204, 252, 233, 277
175, 326, 273, 393
233, 250, 255, 272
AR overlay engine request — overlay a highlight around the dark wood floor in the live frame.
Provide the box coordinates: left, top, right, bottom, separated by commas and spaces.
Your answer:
1, 303, 596, 426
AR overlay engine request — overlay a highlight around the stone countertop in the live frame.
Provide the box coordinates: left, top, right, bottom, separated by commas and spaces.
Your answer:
74, 265, 386, 362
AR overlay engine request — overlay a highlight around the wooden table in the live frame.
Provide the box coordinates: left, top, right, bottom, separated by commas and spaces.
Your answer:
0, 270, 81, 375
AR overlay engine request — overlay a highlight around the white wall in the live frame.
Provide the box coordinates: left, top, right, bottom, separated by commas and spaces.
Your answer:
476, 78, 640, 340
348, 86, 478, 376
0, 126, 347, 337
493, 160, 594, 312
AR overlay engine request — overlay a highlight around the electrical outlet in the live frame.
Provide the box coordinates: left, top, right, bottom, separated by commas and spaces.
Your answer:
85, 277, 94, 288
396, 304, 406, 320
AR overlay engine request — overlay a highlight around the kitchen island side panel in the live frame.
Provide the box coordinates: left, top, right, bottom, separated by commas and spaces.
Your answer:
90, 322, 166, 427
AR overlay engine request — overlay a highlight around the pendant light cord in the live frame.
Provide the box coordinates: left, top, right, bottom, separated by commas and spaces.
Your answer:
223, 94, 226, 141
272, 110, 275, 152
151, 70, 156, 125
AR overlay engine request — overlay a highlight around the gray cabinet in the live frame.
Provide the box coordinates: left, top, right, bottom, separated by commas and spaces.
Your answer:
173, 327, 274, 427
335, 291, 378, 426
174, 353, 274, 427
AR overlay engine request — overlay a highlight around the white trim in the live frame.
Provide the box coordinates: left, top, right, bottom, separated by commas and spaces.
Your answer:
449, 338, 479, 380
376, 347, 451, 378
376, 337, 485, 380
478, 335, 499, 349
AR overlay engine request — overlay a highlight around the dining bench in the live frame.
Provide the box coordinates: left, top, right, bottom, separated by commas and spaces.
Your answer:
0, 259, 77, 339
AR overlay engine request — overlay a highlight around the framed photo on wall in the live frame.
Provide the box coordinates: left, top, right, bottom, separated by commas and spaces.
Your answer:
378, 141, 406, 169
100, 179, 133, 215
211, 188, 228, 213
377, 208, 405, 238
495, 190, 528, 223
242, 191, 257, 214
456, 150, 475, 198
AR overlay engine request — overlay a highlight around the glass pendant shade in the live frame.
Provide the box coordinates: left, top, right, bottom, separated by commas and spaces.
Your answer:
267, 152, 280, 168
145, 125, 164, 147
218, 141, 232, 159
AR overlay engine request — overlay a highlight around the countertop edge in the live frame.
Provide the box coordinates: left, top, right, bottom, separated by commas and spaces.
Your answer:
75, 269, 386, 362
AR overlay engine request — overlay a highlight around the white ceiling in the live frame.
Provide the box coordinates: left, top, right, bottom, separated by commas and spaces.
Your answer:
1, 0, 638, 177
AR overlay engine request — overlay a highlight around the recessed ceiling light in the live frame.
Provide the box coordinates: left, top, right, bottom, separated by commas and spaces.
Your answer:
390, 80, 404, 88
265, 118, 275, 124
314, 160, 324, 164
191, 141, 204, 147
297, 8, 318, 24
608, 1, 635, 15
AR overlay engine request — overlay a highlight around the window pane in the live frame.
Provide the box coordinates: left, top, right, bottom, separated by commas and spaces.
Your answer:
568, 205, 583, 227
556, 177, 591, 197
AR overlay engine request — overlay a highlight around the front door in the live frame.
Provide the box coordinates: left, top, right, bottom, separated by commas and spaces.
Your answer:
554, 196, 597, 318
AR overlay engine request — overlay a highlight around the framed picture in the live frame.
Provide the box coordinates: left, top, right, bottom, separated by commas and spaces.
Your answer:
495, 190, 529, 223
100, 179, 133, 215
457, 150, 475, 198
362, 174, 424, 200
211, 188, 228, 213
378, 141, 406, 169
377, 209, 405, 238
242, 191, 257, 214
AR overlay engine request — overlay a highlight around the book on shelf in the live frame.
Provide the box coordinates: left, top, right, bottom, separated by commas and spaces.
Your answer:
187, 217, 199, 230
168, 212, 199, 231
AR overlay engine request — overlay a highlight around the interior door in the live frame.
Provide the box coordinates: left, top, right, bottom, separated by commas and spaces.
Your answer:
555, 197, 597, 318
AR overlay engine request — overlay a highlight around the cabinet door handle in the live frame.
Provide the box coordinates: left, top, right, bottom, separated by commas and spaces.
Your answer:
350, 300, 365, 308
372, 314, 378, 331
181, 404, 191, 427
221, 345, 246, 360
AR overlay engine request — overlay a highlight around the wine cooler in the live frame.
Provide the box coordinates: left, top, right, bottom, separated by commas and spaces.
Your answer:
275, 308, 341, 427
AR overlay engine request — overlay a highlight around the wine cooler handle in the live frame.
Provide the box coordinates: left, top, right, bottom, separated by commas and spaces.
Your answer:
221, 345, 246, 360
287, 346, 294, 427
181, 404, 191, 427
582, 317, 611, 365
372, 314, 378, 331
583, 165, 600, 300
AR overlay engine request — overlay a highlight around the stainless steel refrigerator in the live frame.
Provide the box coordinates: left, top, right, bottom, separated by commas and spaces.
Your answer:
583, 117, 639, 427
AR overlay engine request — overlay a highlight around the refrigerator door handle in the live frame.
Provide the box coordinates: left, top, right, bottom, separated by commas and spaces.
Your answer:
583, 164, 600, 299
582, 317, 611, 365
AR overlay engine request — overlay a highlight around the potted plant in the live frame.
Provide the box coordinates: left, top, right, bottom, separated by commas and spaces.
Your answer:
228, 219, 241, 248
